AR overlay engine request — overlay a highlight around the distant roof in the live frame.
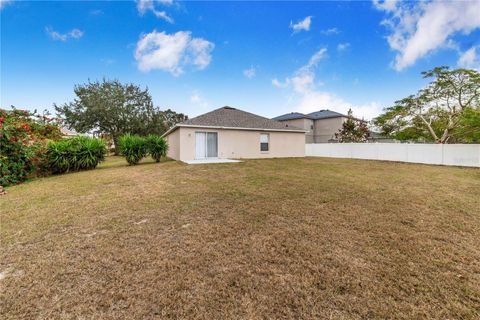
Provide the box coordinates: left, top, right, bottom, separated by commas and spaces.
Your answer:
60, 127, 80, 136
272, 112, 313, 121
163, 106, 305, 136
273, 109, 347, 121
306, 110, 347, 119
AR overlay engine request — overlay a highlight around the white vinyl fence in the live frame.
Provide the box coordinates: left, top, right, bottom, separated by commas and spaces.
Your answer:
305, 143, 480, 167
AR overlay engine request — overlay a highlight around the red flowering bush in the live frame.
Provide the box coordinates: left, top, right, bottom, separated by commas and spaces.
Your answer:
0, 108, 61, 187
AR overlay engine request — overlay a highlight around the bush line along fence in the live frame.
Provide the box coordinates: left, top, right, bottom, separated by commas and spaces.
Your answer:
305, 143, 480, 167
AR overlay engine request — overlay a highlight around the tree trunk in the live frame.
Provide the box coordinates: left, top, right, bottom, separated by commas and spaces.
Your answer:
112, 134, 121, 155
419, 115, 439, 142
439, 128, 451, 144
438, 115, 456, 143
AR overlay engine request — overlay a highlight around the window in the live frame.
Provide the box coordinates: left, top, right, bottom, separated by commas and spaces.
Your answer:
260, 133, 269, 152
310, 124, 314, 130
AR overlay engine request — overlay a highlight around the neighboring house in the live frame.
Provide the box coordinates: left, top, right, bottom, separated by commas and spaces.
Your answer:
273, 110, 350, 143
162, 106, 306, 162
60, 127, 80, 137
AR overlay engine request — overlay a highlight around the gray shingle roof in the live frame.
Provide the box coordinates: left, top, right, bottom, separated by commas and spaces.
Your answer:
307, 110, 346, 119
171, 106, 304, 132
273, 109, 347, 121
272, 112, 314, 121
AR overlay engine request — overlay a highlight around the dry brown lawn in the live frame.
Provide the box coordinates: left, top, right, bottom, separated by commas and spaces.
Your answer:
1, 156, 479, 319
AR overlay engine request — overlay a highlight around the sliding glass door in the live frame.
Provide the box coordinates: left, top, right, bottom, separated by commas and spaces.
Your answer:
195, 132, 206, 159
206, 132, 218, 158
195, 132, 218, 159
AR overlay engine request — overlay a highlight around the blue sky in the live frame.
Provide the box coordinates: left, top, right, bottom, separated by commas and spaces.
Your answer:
1, 0, 479, 120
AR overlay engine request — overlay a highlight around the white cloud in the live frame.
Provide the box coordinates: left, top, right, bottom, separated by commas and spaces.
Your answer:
290, 72, 315, 94
153, 11, 173, 23
69, 29, 83, 39
190, 90, 208, 108
374, 0, 480, 71
296, 92, 382, 120
45, 27, 84, 41
272, 78, 289, 88
187, 38, 214, 70
272, 47, 381, 120
373, 0, 399, 12
290, 16, 313, 33
137, 0, 174, 23
134, 30, 214, 76
243, 66, 256, 78
458, 46, 479, 70
274, 47, 327, 94
337, 42, 351, 52
272, 47, 326, 91
306, 47, 327, 68
321, 27, 339, 35
0, 0, 12, 10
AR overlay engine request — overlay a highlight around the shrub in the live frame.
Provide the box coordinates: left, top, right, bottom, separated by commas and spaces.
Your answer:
75, 136, 107, 170
145, 135, 168, 162
47, 136, 106, 174
119, 134, 146, 165
0, 108, 60, 187
46, 139, 71, 174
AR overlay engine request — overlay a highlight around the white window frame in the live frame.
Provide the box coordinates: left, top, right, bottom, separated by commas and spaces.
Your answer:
260, 133, 269, 152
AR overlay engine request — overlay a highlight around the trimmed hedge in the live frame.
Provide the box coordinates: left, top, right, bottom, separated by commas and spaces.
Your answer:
47, 136, 106, 174
119, 134, 168, 165
145, 134, 169, 162
119, 134, 147, 165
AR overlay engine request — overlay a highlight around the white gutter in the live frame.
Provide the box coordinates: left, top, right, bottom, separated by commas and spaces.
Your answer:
162, 124, 306, 137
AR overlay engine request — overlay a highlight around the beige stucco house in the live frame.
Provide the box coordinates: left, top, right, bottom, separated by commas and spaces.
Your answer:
162, 106, 306, 162
273, 110, 349, 143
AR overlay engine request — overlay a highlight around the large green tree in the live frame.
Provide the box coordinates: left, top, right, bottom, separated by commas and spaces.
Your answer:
373, 67, 480, 143
55, 80, 187, 154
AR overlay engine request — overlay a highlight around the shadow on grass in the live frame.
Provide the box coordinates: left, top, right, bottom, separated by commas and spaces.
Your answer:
4, 157, 176, 190
96, 156, 175, 170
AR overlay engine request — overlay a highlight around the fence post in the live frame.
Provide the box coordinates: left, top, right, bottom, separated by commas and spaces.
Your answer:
441, 144, 444, 166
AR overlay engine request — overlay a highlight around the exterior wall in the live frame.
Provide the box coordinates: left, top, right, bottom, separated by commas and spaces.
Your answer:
165, 128, 180, 160
305, 143, 480, 167
174, 127, 305, 161
312, 117, 345, 143
277, 118, 315, 143
278, 117, 345, 143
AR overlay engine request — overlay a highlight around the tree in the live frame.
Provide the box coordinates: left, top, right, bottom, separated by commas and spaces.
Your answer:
162, 109, 189, 129
373, 67, 480, 143
334, 109, 369, 142
55, 79, 187, 154
452, 107, 480, 143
